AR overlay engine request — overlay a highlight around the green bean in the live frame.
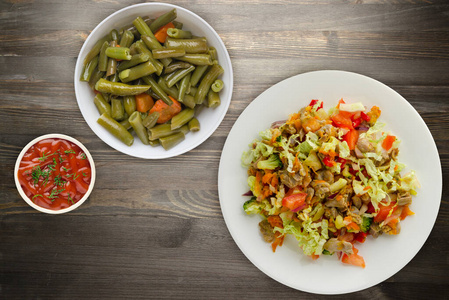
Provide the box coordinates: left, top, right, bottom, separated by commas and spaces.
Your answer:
211, 79, 224, 92
117, 53, 150, 71
178, 73, 190, 102
157, 77, 179, 100
120, 119, 132, 130
181, 94, 196, 109
119, 16, 153, 38
152, 48, 185, 59
173, 20, 183, 29
108, 72, 120, 83
176, 54, 212, 65
119, 30, 134, 48
101, 92, 110, 103
109, 29, 119, 42
171, 108, 194, 130
207, 90, 221, 108
97, 113, 134, 146
106, 40, 118, 76
105, 47, 132, 60
129, 43, 138, 55
190, 65, 209, 86
208, 46, 218, 61
149, 139, 160, 147
98, 41, 109, 72
149, 123, 185, 140
195, 64, 224, 104
188, 86, 198, 97
165, 38, 208, 54
159, 132, 185, 150
147, 89, 160, 100
88, 68, 105, 89
142, 111, 159, 129
140, 35, 171, 67
188, 118, 200, 132
95, 78, 150, 96
141, 76, 173, 105
164, 61, 192, 75
111, 98, 125, 121
129, 111, 149, 145
134, 40, 163, 76
83, 35, 110, 66
167, 28, 192, 39
93, 93, 111, 116
80, 55, 99, 81
123, 95, 136, 115
119, 61, 157, 83
149, 8, 177, 32
165, 65, 195, 88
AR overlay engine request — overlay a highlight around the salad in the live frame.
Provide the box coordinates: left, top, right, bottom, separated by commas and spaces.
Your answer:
241, 99, 419, 268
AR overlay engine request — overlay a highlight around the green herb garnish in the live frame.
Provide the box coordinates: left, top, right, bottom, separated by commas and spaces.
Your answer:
80, 153, 86, 160
68, 195, 74, 205
64, 149, 76, 154
62, 167, 69, 172
48, 188, 65, 201
32, 194, 43, 201
54, 175, 66, 187
31, 166, 51, 186
82, 172, 87, 177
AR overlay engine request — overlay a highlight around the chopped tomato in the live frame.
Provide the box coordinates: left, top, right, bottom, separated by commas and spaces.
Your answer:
400, 205, 415, 220
336, 99, 345, 109
354, 232, 368, 243
331, 112, 353, 129
282, 192, 307, 211
382, 135, 396, 151
352, 117, 361, 128
361, 111, 370, 122
309, 254, 320, 260
335, 157, 347, 165
322, 156, 335, 167
308, 99, 323, 110
341, 246, 365, 268
343, 129, 359, 150
374, 202, 397, 223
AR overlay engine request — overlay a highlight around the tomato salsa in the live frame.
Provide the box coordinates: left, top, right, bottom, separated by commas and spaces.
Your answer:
17, 138, 92, 210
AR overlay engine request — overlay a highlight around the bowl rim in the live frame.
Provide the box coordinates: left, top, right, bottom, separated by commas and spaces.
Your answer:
74, 2, 234, 159
14, 133, 96, 214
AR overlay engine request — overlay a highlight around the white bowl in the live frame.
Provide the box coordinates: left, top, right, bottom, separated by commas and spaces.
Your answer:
14, 134, 96, 214
74, 3, 233, 159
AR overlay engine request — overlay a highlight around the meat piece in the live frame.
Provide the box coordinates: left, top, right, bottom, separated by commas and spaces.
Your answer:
316, 169, 334, 184
354, 146, 364, 158
325, 198, 347, 209
279, 170, 302, 189
324, 207, 338, 219
397, 192, 412, 206
258, 219, 275, 243
323, 238, 353, 254
352, 195, 362, 209
357, 137, 374, 152
369, 223, 382, 238
316, 124, 337, 143
310, 180, 331, 199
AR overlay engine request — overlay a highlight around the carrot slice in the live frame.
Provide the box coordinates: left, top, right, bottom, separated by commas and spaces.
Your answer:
135, 93, 154, 112
154, 22, 175, 43
149, 96, 181, 123
382, 135, 396, 151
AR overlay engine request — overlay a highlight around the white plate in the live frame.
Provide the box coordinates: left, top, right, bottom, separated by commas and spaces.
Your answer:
74, 3, 233, 159
218, 70, 442, 294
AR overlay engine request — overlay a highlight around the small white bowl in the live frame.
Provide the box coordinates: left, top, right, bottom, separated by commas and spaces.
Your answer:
14, 134, 96, 214
74, 3, 233, 159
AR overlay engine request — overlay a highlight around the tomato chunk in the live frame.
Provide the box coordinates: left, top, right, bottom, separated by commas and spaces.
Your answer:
374, 202, 397, 223
341, 246, 366, 268
344, 129, 359, 150
282, 192, 307, 211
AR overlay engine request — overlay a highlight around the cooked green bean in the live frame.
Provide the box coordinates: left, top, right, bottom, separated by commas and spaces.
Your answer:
195, 64, 224, 104
119, 61, 157, 83
97, 113, 134, 146
119, 30, 134, 48
123, 95, 137, 115
88, 68, 105, 89
164, 61, 192, 74
108, 72, 120, 83
95, 78, 150, 96
142, 111, 159, 129
106, 40, 118, 76
119, 16, 153, 38
120, 118, 132, 130
152, 48, 185, 59
98, 41, 109, 72
176, 54, 212, 65
208, 46, 218, 61
190, 65, 209, 86
165, 38, 208, 54
171, 108, 194, 130
181, 94, 196, 109
157, 77, 179, 100
141, 76, 173, 105
105, 47, 132, 60
117, 53, 150, 71
188, 118, 200, 131
80, 56, 99, 81
111, 98, 125, 121
134, 40, 163, 76
159, 132, 185, 150
129, 111, 149, 145
109, 29, 119, 42
207, 90, 221, 108
178, 73, 190, 102
165, 65, 195, 88
83, 35, 110, 66
93, 93, 111, 116
167, 28, 192, 39
188, 86, 198, 97
173, 20, 183, 29
149, 8, 177, 32
149, 139, 160, 147
140, 35, 171, 67
149, 123, 178, 140
211, 79, 224, 92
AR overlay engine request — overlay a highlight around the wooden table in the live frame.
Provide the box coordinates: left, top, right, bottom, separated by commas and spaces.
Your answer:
1, 0, 448, 298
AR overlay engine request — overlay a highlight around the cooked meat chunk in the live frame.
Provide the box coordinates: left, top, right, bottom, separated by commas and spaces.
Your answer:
310, 180, 331, 199
369, 223, 382, 238
397, 192, 412, 206
357, 137, 374, 153
352, 195, 362, 209
279, 170, 303, 188
258, 219, 275, 243
323, 238, 353, 254
316, 169, 334, 184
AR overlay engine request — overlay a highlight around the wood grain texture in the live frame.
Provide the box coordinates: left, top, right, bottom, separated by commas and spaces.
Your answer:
1, 0, 448, 299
